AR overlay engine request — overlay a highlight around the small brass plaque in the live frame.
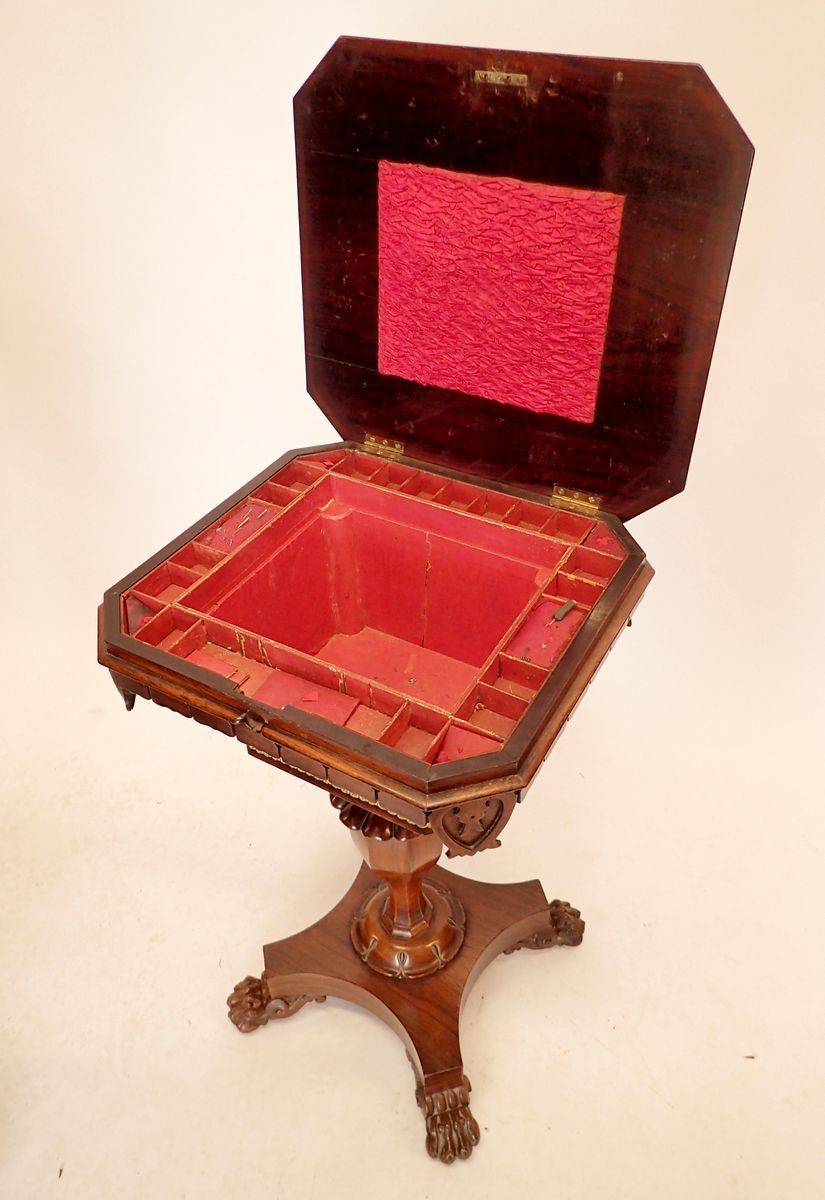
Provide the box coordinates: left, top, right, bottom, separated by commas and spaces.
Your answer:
474, 69, 528, 88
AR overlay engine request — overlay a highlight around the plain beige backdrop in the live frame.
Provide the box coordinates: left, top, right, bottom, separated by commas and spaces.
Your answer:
2, 2, 824, 1197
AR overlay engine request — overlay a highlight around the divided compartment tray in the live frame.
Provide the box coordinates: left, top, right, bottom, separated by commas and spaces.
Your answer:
120, 450, 629, 763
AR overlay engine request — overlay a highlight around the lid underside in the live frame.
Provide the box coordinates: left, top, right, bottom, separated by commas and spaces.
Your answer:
294, 37, 752, 519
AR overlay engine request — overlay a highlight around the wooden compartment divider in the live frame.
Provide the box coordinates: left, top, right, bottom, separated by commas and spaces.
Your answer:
121, 450, 628, 762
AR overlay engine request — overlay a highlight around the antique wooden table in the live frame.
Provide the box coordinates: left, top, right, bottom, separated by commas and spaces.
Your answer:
99, 38, 751, 1163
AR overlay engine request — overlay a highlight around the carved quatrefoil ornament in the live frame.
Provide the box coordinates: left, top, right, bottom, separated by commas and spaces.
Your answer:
430, 791, 519, 857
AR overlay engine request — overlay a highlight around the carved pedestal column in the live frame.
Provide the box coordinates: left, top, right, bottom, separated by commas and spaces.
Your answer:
342, 804, 465, 979
226, 795, 584, 1163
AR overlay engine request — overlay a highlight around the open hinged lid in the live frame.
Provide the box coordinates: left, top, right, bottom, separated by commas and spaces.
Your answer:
294, 37, 752, 520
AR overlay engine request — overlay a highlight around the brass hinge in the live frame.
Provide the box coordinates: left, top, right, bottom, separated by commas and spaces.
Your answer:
552, 485, 601, 513
364, 433, 404, 460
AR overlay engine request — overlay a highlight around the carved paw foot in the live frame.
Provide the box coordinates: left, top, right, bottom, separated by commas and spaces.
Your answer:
549, 899, 585, 945
417, 1076, 481, 1164
505, 900, 585, 953
226, 975, 325, 1033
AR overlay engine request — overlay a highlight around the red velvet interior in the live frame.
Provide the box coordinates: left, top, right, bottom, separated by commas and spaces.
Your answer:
122, 452, 626, 763
377, 161, 624, 424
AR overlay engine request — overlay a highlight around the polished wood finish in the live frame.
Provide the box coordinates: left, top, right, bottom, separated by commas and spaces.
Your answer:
98, 39, 751, 1165
226, 808, 584, 1163
98, 444, 653, 833
98, 444, 649, 1161
295, 38, 752, 518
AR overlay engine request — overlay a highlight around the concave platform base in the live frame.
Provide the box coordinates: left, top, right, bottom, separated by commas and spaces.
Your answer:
227, 862, 584, 1163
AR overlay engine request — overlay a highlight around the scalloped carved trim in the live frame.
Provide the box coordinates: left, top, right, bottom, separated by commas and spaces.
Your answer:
351, 879, 465, 979
330, 794, 419, 840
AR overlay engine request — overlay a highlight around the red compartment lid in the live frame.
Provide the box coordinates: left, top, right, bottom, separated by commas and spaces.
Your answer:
294, 37, 752, 519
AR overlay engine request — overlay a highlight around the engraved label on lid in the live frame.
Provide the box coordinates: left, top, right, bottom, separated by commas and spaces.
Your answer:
473, 69, 528, 87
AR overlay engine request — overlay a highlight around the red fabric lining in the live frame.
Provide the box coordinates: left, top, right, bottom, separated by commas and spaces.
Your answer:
199, 499, 277, 553
377, 161, 624, 422
250, 670, 360, 724
319, 629, 477, 711
126, 452, 627, 762
504, 599, 587, 669
434, 725, 501, 764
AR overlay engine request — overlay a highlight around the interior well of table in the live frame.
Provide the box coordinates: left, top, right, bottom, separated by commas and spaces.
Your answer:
121, 451, 626, 763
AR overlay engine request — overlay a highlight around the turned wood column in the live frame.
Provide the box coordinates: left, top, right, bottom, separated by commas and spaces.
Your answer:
362, 830, 437, 937
332, 796, 466, 979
